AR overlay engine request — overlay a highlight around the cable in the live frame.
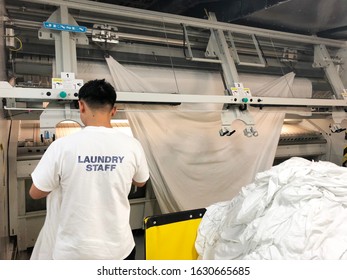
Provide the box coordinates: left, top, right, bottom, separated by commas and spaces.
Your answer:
7, 36, 23, 52
181, 23, 188, 58
162, 21, 180, 94
269, 37, 295, 97
254, 34, 268, 65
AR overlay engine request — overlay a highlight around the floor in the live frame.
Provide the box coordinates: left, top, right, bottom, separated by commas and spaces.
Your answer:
15, 229, 145, 260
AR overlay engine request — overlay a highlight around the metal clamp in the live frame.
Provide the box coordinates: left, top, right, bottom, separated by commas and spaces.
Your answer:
219, 105, 258, 137
330, 123, 346, 133
243, 126, 259, 137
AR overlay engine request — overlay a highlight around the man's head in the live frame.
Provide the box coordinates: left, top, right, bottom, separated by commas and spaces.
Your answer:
78, 79, 117, 110
78, 79, 117, 127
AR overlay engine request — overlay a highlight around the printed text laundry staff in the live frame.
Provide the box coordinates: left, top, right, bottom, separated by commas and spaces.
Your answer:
78, 155, 125, 171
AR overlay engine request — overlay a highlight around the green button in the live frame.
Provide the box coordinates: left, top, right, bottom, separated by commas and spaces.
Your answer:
59, 91, 67, 98
242, 97, 249, 103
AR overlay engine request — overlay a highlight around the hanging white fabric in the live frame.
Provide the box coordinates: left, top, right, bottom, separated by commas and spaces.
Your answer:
101, 56, 312, 213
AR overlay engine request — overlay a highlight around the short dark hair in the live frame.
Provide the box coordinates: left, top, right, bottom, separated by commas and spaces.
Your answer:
78, 79, 117, 110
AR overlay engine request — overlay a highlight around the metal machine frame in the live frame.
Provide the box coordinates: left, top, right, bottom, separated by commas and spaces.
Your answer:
2, 0, 347, 136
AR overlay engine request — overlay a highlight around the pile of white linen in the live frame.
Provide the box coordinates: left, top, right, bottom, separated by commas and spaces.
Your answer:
195, 157, 347, 259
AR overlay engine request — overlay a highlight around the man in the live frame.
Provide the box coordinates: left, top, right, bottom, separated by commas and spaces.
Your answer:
29, 79, 149, 259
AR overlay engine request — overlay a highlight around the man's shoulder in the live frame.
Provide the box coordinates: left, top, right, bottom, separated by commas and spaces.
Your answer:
49, 130, 85, 146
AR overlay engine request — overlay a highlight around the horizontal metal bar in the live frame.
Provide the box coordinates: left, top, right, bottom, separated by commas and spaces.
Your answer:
238, 62, 266, 68
186, 57, 222, 64
1, 87, 347, 107
3, 106, 68, 111
118, 93, 347, 107
20, 0, 347, 48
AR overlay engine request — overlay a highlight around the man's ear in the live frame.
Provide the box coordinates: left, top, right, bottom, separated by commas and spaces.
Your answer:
79, 101, 86, 113
110, 106, 117, 117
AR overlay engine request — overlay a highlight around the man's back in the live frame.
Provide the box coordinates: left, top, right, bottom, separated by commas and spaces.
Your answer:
32, 126, 149, 259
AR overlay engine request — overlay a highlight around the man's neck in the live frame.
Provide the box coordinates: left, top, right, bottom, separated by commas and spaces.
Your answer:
85, 117, 112, 128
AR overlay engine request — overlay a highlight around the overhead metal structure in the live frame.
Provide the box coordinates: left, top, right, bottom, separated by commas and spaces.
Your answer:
16, 0, 347, 47
1, 0, 347, 137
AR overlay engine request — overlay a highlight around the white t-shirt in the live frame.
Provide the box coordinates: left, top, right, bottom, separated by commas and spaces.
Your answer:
31, 126, 149, 259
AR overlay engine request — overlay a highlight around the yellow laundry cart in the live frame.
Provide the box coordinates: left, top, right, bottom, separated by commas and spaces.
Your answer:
144, 208, 206, 260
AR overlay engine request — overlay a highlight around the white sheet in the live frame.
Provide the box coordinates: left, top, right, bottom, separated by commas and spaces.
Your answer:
104, 56, 312, 212
195, 157, 347, 260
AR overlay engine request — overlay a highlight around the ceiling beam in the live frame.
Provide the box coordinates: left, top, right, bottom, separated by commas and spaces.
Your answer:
213, 0, 292, 22
151, 0, 220, 15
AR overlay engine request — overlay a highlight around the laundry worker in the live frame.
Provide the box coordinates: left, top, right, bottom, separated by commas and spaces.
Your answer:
29, 79, 149, 260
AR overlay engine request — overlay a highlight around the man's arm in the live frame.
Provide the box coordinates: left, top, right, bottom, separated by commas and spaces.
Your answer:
29, 183, 51, 199
132, 179, 147, 187
132, 141, 149, 188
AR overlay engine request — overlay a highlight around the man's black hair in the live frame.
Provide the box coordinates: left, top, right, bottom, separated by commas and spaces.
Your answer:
78, 79, 117, 109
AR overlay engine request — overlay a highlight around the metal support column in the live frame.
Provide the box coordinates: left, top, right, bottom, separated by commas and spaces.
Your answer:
313, 44, 346, 99
207, 12, 257, 137
313, 44, 347, 131
207, 13, 239, 88
38, 5, 88, 76
56, 5, 76, 75
0, 0, 7, 81
37, 5, 88, 140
